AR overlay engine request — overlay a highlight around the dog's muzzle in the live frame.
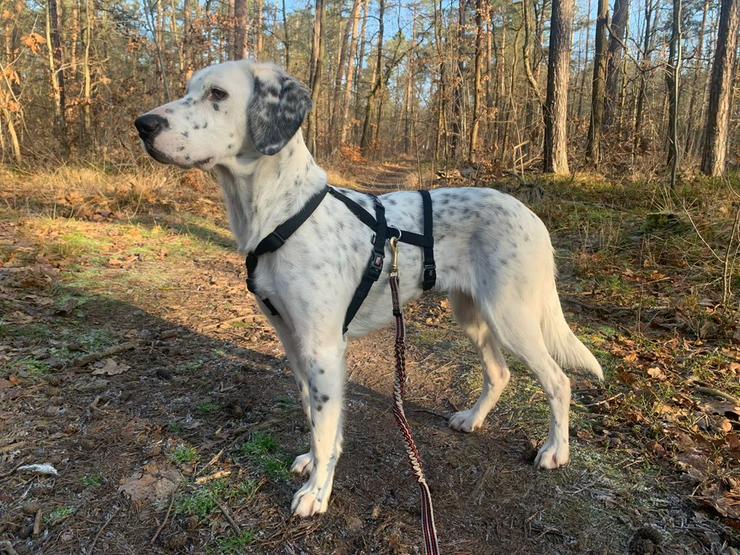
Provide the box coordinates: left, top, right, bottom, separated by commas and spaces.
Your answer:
134, 114, 169, 143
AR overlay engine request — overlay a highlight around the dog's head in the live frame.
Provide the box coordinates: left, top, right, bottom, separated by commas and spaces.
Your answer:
134, 61, 312, 170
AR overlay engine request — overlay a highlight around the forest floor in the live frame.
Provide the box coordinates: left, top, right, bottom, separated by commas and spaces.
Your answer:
0, 160, 738, 555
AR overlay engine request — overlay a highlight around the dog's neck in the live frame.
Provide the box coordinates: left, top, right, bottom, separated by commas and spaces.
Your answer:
212, 131, 327, 253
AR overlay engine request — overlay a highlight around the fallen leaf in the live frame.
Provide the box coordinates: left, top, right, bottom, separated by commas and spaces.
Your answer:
647, 367, 667, 381
91, 358, 130, 376
119, 462, 181, 508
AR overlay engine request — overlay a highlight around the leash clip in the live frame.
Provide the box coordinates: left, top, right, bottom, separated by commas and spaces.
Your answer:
389, 237, 400, 277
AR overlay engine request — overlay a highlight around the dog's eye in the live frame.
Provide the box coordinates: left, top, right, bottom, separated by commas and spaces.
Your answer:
209, 87, 228, 102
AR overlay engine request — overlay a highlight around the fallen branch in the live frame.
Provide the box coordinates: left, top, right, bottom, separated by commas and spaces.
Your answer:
69, 341, 138, 369
150, 486, 178, 545
88, 506, 120, 554
216, 500, 241, 535
695, 386, 738, 405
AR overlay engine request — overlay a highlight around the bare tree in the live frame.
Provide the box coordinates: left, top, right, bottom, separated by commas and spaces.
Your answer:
234, 0, 249, 59
701, 0, 739, 176
306, 0, 325, 155
666, 0, 682, 189
586, 0, 608, 166
46, 0, 68, 149
543, 0, 575, 174
604, 0, 630, 127
468, 0, 485, 162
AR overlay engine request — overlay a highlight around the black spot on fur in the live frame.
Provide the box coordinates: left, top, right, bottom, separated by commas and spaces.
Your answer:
316, 404, 323, 412
318, 368, 325, 374
181, 131, 189, 138
177, 146, 185, 151
165, 108, 173, 114
202, 122, 208, 128
321, 394, 329, 403
212, 103, 220, 111
185, 155, 191, 161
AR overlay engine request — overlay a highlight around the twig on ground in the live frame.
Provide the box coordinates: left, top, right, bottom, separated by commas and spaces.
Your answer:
583, 393, 624, 407
0, 540, 19, 555
695, 386, 738, 405
33, 508, 42, 536
150, 486, 178, 545
88, 506, 120, 555
69, 341, 138, 369
216, 500, 241, 535
408, 408, 449, 421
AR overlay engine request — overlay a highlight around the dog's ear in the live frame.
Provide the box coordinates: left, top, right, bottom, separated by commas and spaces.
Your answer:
247, 65, 312, 156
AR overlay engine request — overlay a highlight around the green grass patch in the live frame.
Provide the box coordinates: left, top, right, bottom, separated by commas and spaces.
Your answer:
81, 474, 103, 488
170, 445, 199, 465
196, 401, 220, 415
175, 480, 228, 519
214, 530, 256, 554
240, 432, 291, 481
46, 506, 75, 525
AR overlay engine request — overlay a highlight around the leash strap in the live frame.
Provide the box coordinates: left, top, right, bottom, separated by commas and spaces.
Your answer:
389, 239, 440, 555
419, 190, 436, 291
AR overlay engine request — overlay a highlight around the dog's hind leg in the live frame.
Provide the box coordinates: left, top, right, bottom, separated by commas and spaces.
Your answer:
448, 291, 511, 433
291, 334, 346, 517
482, 299, 571, 469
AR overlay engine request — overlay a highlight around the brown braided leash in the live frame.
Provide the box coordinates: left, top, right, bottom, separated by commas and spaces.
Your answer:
389, 237, 440, 555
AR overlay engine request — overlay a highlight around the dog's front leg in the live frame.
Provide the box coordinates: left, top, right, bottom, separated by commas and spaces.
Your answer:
263, 313, 316, 476
291, 336, 346, 517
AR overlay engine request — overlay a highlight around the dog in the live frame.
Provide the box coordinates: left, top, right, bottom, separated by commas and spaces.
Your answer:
135, 60, 603, 518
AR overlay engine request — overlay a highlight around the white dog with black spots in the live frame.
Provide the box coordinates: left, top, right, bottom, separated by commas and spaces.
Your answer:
135, 60, 604, 518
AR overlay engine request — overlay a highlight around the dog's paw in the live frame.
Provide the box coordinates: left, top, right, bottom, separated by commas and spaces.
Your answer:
290, 452, 314, 476
291, 482, 329, 517
534, 440, 570, 469
449, 409, 484, 433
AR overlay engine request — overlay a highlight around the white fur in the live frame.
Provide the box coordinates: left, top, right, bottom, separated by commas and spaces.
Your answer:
139, 60, 604, 517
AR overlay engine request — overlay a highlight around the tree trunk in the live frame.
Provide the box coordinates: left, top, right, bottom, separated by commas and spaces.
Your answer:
46, 0, 68, 152
604, 0, 630, 127
306, 0, 325, 155
449, 0, 466, 159
282, 0, 290, 69
701, 0, 740, 176
234, 0, 249, 59
255, 0, 264, 55
469, 0, 485, 162
543, 0, 574, 174
360, 0, 384, 155
339, 0, 363, 146
684, 0, 709, 158
666, 0, 682, 189
632, 0, 655, 162
586, 0, 608, 166
576, 0, 592, 122
82, 0, 94, 143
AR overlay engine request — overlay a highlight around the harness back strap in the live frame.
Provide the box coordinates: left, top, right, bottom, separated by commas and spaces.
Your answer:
419, 190, 437, 291
246, 186, 329, 315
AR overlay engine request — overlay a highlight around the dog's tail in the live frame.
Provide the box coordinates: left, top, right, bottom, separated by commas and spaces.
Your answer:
541, 289, 603, 381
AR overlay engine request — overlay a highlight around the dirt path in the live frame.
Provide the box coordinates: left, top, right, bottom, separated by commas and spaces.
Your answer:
0, 165, 737, 554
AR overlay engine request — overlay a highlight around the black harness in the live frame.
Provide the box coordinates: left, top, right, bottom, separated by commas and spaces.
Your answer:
245, 186, 436, 334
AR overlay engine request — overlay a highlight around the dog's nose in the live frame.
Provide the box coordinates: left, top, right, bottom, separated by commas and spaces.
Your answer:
134, 114, 169, 141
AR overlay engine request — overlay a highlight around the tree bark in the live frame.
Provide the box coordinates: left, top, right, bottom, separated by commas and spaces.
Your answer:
684, 0, 709, 157
306, 0, 325, 155
543, 0, 574, 174
468, 0, 485, 162
46, 0, 68, 152
282, 0, 290, 69
234, 0, 249, 59
339, 0, 362, 146
586, 0, 608, 166
604, 0, 630, 127
360, 0, 384, 155
701, 0, 740, 176
666, 0, 682, 189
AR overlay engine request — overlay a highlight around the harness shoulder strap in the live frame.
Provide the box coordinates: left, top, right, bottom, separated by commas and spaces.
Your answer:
328, 187, 377, 230
419, 190, 436, 291
246, 186, 329, 317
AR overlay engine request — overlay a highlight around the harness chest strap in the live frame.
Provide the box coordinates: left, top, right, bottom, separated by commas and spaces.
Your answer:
245, 186, 437, 331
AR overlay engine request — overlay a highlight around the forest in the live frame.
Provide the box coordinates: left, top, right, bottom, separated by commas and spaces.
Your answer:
0, 0, 739, 553
0, 0, 737, 176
